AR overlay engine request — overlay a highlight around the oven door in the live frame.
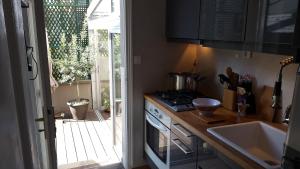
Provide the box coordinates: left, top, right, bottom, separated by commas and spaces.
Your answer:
145, 111, 170, 169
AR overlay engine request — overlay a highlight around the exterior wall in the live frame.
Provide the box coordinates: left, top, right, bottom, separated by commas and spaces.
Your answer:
51, 81, 93, 113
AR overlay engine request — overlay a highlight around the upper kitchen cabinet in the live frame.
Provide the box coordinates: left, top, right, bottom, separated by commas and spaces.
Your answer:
258, 0, 299, 55
166, 0, 201, 41
166, 0, 300, 55
199, 0, 248, 42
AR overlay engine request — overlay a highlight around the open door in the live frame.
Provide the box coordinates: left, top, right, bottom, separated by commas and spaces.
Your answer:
21, 0, 58, 168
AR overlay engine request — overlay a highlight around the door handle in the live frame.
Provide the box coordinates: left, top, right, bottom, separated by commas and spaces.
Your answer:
171, 138, 193, 155
35, 115, 64, 122
172, 123, 193, 137
35, 117, 44, 122
146, 114, 167, 133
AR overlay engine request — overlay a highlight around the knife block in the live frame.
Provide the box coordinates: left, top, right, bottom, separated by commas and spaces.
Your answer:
222, 88, 237, 111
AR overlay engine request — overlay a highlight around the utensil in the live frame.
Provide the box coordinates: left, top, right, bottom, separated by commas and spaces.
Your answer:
186, 74, 196, 91
218, 74, 232, 89
226, 67, 233, 78
186, 74, 206, 91
192, 98, 221, 116
232, 73, 239, 90
226, 67, 234, 85
226, 67, 239, 90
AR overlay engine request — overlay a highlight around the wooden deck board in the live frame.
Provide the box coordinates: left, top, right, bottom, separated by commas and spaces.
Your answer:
77, 120, 98, 160
56, 120, 68, 165
56, 111, 122, 168
63, 120, 78, 163
84, 120, 107, 160
92, 119, 120, 164
71, 121, 88, 162
100, 114, 122, 146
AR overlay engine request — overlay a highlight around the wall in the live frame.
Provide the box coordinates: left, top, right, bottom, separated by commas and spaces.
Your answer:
194, 47, 298, 115
131, 0, 197, 167
52, 81, 93, 113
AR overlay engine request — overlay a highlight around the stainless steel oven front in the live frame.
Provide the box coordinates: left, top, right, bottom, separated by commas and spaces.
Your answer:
145, 100, 198, 169
145, 110, 170, 169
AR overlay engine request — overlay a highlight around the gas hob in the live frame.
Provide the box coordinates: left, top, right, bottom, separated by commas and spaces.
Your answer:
154, 90, 202, 112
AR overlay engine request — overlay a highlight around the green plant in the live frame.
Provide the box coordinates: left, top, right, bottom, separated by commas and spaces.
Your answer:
97, 29, 109, 58
53, 24, 94, 84
101, 87, 110, 111
112, 33, 121, 80
53, 19, 94, 99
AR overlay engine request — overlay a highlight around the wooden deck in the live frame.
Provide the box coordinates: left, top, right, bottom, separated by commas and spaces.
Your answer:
56, 111, 122, 169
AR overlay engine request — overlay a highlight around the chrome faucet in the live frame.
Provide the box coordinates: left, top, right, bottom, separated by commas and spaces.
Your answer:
272, 57, 294, 123
283, 105, 292, 124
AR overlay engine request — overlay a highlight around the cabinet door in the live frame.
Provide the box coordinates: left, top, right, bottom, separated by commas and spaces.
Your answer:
199, 0, 248, 42
166, 0, 201, 40
260, 0, 298, 54
263, 0, 298, 44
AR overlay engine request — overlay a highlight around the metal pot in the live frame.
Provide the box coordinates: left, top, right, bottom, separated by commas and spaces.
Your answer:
169, 72, 205, 91
67, 98, 89, 120
169, 72, 187, 90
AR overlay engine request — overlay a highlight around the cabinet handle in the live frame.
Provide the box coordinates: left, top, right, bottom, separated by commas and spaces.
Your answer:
171, 138, 193, 155
172, 123, 193, 137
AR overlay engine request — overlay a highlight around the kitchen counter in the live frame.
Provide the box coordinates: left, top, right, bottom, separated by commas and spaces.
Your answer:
144, 94, 287, 169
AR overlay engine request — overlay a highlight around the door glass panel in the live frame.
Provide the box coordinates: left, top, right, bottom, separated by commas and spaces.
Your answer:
111, 33, 122, 151
146, 117, 168, 163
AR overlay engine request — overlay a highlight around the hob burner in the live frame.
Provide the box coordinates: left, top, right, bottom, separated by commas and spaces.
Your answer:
154, 90, 203, 112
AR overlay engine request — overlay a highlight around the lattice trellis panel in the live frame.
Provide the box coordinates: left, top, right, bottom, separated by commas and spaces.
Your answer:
44, 0, 89, 80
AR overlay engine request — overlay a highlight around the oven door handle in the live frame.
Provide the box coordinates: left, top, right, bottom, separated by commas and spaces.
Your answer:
146, 113, 168, 133
171, 138, 193, 155
172, 123, 194, 137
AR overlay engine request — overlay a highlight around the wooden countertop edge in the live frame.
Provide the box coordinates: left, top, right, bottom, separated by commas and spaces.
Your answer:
144, 94, 287, 169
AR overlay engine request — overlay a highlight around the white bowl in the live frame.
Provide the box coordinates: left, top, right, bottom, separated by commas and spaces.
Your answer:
192, 98, 221, 116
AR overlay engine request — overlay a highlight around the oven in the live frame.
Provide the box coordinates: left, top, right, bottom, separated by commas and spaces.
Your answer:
145, 111, 170, 169
145, 99, 242, 169
145, 100, 198, 169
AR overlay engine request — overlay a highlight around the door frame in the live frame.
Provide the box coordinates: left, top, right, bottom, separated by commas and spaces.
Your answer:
120, 0, 134, 168
108, 32, 117, 146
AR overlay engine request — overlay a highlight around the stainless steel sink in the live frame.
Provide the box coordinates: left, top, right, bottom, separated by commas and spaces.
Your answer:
207, 121, 286, 169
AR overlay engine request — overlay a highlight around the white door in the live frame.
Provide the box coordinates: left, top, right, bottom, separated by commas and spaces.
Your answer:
2, 0, 58, 168
25, 0, 58, 168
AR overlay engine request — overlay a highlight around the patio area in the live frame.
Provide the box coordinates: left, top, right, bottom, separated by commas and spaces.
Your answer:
45, 0, 123, 168
56, 110, 122, 169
